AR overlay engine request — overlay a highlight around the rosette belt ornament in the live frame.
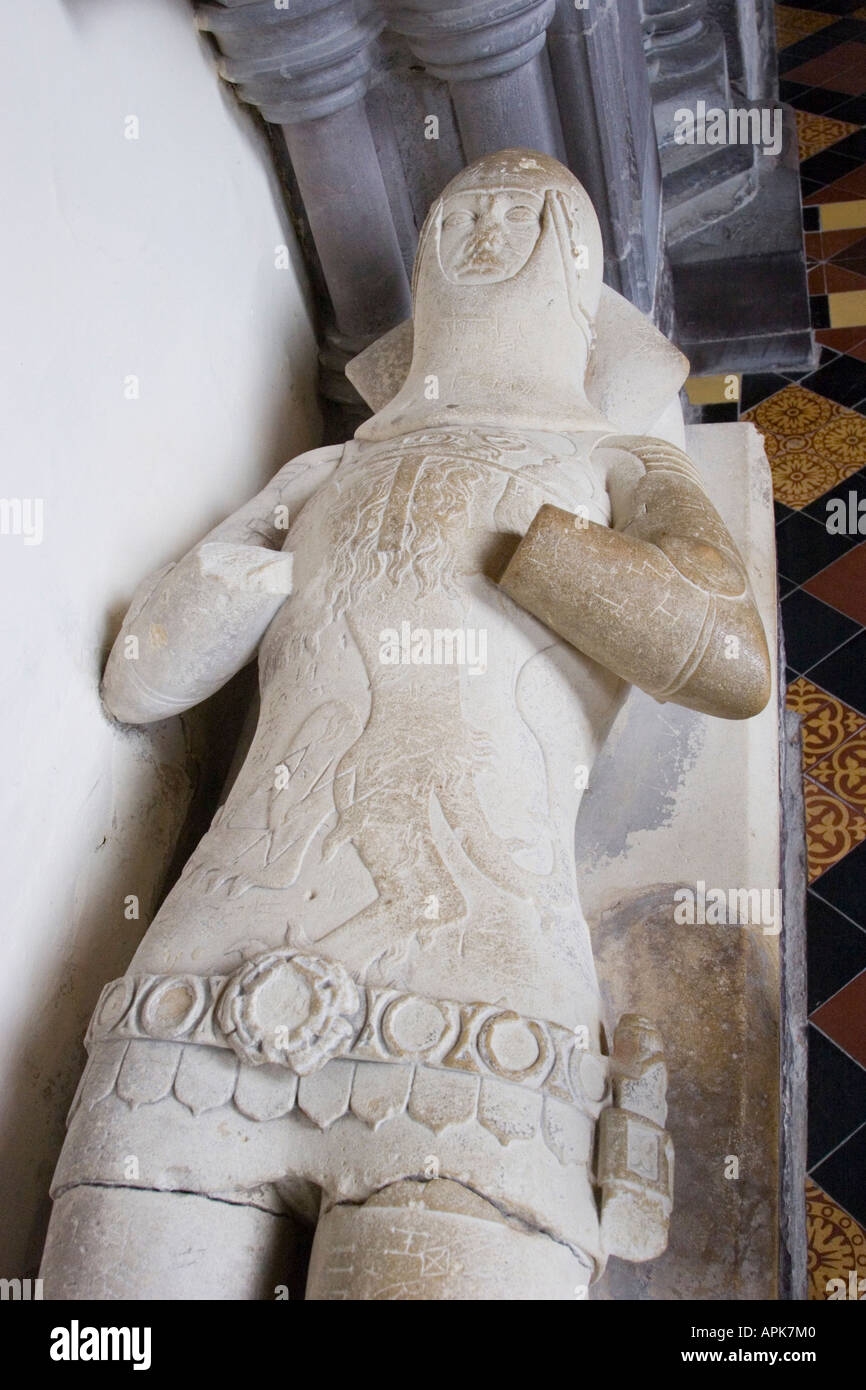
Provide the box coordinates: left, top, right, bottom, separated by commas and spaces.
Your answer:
87, 949, 609, 1106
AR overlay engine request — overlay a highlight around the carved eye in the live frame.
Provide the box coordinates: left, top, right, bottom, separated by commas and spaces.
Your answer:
443, 210, 475, 230
505, 205, 538, 225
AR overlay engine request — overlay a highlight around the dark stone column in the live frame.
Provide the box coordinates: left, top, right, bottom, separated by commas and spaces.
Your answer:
547, 0, 672, 327
706, 0, 779, 103
197, 1, 412, 345
390, 0, 567, 163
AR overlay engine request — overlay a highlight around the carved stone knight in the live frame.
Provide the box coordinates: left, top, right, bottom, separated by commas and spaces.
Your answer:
41, 150, 770, 1301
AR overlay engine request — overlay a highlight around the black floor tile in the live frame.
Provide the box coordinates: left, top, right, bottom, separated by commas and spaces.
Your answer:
779, 573, 797, 599
803, 205, 822, 232
789, 0, 866, 15
785, 346, 840, 377
801, 353, 866, 408
791, 85, 853, 115
775, 509, 858, 584
700, 402, 739, 423
802, 468, 866, 526
801, 177, 825, 201
807, 892, 866, 1012
808, 628, 866, 713
780, 27, 861, 72
800, 149, 863, 185
830, 95, 866, 124
812, 839, 866, 925
820, 15, 866, 40
782, 588, 861, 671
739, 372, 791, 411
811, 1122, 866, 1228
831, 129, 866, 162
808, 1024, 866, 1167
780, 79, 810, 101
775, 500, 796, 525
810, 294, 831, 329
785, 664, 799, 685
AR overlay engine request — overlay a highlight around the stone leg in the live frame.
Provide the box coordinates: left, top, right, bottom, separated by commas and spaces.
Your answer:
305, 1180, 592, 1301
40, 1185, 307, 1301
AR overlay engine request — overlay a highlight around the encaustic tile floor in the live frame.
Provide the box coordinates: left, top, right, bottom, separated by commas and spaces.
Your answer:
686, 0, 866, 1300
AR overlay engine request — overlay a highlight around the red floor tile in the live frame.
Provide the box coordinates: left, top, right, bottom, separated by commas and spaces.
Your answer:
805, 183, 866, 204
812, 969, 866, 1068
823, 228, 866, 258
824, 263, 866, 291
815, 326, 866, 350
786, 44, 866, 94
805, 543, 866, 625
806, 231, 825, 260
834, 166, 866, 198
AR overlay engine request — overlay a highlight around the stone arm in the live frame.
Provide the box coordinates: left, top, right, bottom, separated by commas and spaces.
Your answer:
101, 445, 342, 724
499, 437, 771, 720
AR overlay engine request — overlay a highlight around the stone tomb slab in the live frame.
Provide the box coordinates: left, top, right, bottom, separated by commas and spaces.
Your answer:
579, 421, 802, 1300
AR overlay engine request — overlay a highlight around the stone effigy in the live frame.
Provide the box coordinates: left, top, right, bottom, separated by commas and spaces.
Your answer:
40, 150, 771, 1301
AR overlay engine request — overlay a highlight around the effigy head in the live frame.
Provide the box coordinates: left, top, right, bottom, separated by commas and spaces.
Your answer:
355, 149, 609, 439
413, 149, 604, 345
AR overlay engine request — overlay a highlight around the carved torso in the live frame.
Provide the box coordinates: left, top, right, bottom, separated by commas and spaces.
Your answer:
131, 427, 626, 1032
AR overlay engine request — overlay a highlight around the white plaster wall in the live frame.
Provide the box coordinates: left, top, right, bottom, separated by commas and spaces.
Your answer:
0, 0, 321, 1276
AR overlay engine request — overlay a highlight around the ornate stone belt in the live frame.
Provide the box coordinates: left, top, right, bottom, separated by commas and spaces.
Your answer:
87, 948, 609, 1109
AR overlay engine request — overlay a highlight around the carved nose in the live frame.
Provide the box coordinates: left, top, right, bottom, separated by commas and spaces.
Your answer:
473, 219, 503, 250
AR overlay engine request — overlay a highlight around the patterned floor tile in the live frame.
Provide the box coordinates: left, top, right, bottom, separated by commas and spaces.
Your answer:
810, 728, 866, 806
777, 4, 837, 48
744, 384, 866, 505
789, 677, 866, 768
796, 108, 861, 160
806, 1179, 866, 1298
804, 776, 866, 879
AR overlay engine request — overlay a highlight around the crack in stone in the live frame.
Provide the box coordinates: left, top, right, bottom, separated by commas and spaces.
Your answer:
325, 1171, 597, 1270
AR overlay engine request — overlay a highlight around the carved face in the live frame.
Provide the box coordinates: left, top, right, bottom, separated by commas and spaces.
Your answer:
438, 189, 544, 284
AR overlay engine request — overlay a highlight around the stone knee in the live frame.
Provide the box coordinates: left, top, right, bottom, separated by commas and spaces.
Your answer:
305, 1179, 592, 1301
40, 1185, 306, 1301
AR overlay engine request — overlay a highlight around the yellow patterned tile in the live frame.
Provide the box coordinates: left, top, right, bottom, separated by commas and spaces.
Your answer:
775, 5, 835, 49
743, 386, 866, 507
788, 677, 866, 767
795, 110, 860, 162
807, 1180, 866, 1300
810, 730, 866, 809
804, 778, 866, 881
